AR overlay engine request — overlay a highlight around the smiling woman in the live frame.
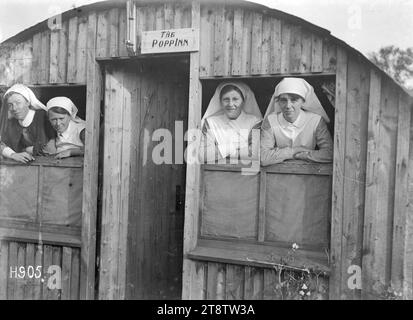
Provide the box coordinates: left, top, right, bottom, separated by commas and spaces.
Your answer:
199, 82, 263, 162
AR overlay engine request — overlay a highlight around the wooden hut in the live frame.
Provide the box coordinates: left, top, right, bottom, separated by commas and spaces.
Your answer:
0, 0, 412, 300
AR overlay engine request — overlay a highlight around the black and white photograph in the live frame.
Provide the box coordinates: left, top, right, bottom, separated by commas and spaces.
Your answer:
0, 0, 412, 306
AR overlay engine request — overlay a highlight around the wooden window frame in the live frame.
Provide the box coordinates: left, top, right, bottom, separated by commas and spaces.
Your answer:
188, 162, 332, 274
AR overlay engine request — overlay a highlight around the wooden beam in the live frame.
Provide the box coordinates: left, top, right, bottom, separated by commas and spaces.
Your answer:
362, 68, 382, 299
329, 47, 347, 299
80, 11, 100, 300
182, 0, 205, 300
391, 92, 412, 298
341, 57, 369, 299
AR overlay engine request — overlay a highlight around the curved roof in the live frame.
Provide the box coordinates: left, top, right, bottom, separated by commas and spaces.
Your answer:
0, 0, 411, 96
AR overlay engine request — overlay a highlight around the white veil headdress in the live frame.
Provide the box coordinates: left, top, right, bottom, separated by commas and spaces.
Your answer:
264, 77, 330, 123
46, 97, 85, 124
4, 84, 47, 119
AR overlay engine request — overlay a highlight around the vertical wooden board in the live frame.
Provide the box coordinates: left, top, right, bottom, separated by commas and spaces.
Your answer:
13, 43, 24, 83
213, 5, 226, 77
125, 74, 140, 299
216, 263, 226, 300
99, 68, 125, 299
289, 24, 302, 73
172, 3, 183, 28
231, 8, 243, 75
61, 247, 72, 300
223, 7, 234, 76
81, 10, 99, 300
33, 244, 43, 299
182, 4, 192, 28
145, 6, 156, 31
42, 245, 53, 300
31, 33, 42, 84
225, 264, 244, 299
108, 8, 119, 57
136, 6, 145, 53
0, 241, 8, 299
15, 243, 26, 300
8, 242, 17, 300
300, 29, 312, 73
311, 34, 323, 72
0, 48, 7, 85
164, 3, 174, 28
206, 262, 218, 299
405, 101, 413, 299
362, 68, 382, 299
280, 21, 291, 73
323, 39, 337, 72
96, 11, 109, 58
118, 8, 128, 56
269, 18, 281, 74
182, 0, 203, 300
250, 12, 263, 75
49, 30, 60, 83
117, 69, 132, 300
188, 261, 207, 299
155, 4, 164, 30
244, 266, 264, 299
22, 40, 33, 84
241, 10, 252, 75
376, 80, 399, 292
263, 268, 281, 300
260, 15, 271, 75
329, 47, 347, 300
67, 16, 78, 83
341, 57, 370, 300
50, 246, 62, 300
199, 5, 214, 77
57, 20, 68, 83
10, 45, 17, 83
40, 30, 51, 84
70, 249, 80, 300
391, 92, 411, 293
76, 16, 88, 83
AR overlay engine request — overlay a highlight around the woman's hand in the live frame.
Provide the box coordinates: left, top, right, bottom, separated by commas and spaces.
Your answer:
10, 152, 35, 163
25, 146, 34, 154
293, 151, 310, 161
54, 150, 72, 159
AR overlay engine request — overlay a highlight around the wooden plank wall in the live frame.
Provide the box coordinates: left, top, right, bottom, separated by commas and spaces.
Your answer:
186, 261, 329, 300
199, 4, 336, 77
329, 50, 413, 300
0, 240, 80, 300
0, 6, 127, 86
0, 2, 335, 86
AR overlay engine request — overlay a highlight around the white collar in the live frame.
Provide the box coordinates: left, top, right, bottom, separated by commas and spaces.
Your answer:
18, 109, 35, 128
224, 110, 248, 125
279, 110, 305, 129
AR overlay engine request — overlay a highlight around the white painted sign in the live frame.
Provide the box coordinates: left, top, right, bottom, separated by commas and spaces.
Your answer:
141, 28, 199, 54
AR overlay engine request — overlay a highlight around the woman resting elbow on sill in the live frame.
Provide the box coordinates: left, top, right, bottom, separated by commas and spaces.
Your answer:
260, 77, 333, 166
0, 84, 55, 164
42, 97, 86, 159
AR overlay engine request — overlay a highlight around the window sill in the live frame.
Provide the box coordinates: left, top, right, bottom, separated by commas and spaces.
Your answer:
0, 156, 84, 168
203, 160, 333, 175
187, 239, 330, 274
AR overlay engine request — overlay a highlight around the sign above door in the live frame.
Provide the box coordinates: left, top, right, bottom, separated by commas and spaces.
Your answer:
140, 28, 199, 54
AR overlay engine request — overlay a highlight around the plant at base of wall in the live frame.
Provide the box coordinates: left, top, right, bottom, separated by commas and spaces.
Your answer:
266, 244, 329, 300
